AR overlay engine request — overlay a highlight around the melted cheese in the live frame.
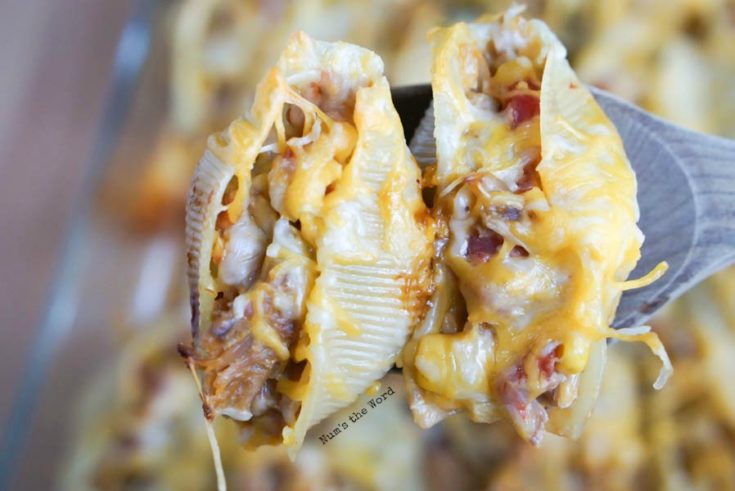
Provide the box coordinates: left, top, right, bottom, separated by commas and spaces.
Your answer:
404, 10, 671, 441
415, 326, 495, 400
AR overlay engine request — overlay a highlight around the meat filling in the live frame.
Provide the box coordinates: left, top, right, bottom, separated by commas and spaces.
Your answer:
188, 72, 355, 443
499, 342, 564, 444
415, 30, 573, 443
194, 249, 309, 435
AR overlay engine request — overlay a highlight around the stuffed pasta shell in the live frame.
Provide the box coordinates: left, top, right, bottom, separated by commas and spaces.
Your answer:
184, 32, 433, 455
403, 9, 672, 444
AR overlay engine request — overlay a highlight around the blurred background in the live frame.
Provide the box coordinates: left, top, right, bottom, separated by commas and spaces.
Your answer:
0, 0, 132, 455
1, 0, 734, 489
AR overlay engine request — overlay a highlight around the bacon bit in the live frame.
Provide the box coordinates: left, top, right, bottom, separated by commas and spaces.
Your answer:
538, 345, 563, 378
497, 343, 569, 445
516, 149, 542, 193
466, 228, 504, 263
283, 146, 295, 160
516, 165, 539, 193
510, 245, 529, 258
505, 94, 539, 129
568, 82, 578, 89
499, 364, 548, 446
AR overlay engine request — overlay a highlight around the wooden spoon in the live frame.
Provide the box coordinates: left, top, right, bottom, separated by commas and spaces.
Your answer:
391, 84, 735, 328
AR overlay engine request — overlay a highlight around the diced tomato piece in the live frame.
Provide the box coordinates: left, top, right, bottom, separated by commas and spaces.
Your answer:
506, 94, 539, 129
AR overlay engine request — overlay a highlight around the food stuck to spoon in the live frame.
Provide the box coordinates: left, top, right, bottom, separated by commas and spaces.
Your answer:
183, 32, 433, 457
402, 8, 672, 445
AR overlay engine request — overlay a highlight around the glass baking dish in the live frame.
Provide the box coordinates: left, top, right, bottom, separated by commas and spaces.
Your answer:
0, 1, 181, 488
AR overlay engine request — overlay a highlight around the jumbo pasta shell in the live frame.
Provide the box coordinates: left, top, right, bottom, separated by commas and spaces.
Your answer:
282, 80, 432, 452
402, 9, 669, 444
184, 32, 433, 455
185, 150, 236, 339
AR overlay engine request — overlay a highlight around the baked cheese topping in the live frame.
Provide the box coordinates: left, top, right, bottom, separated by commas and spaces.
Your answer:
403, 9, 672, 444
